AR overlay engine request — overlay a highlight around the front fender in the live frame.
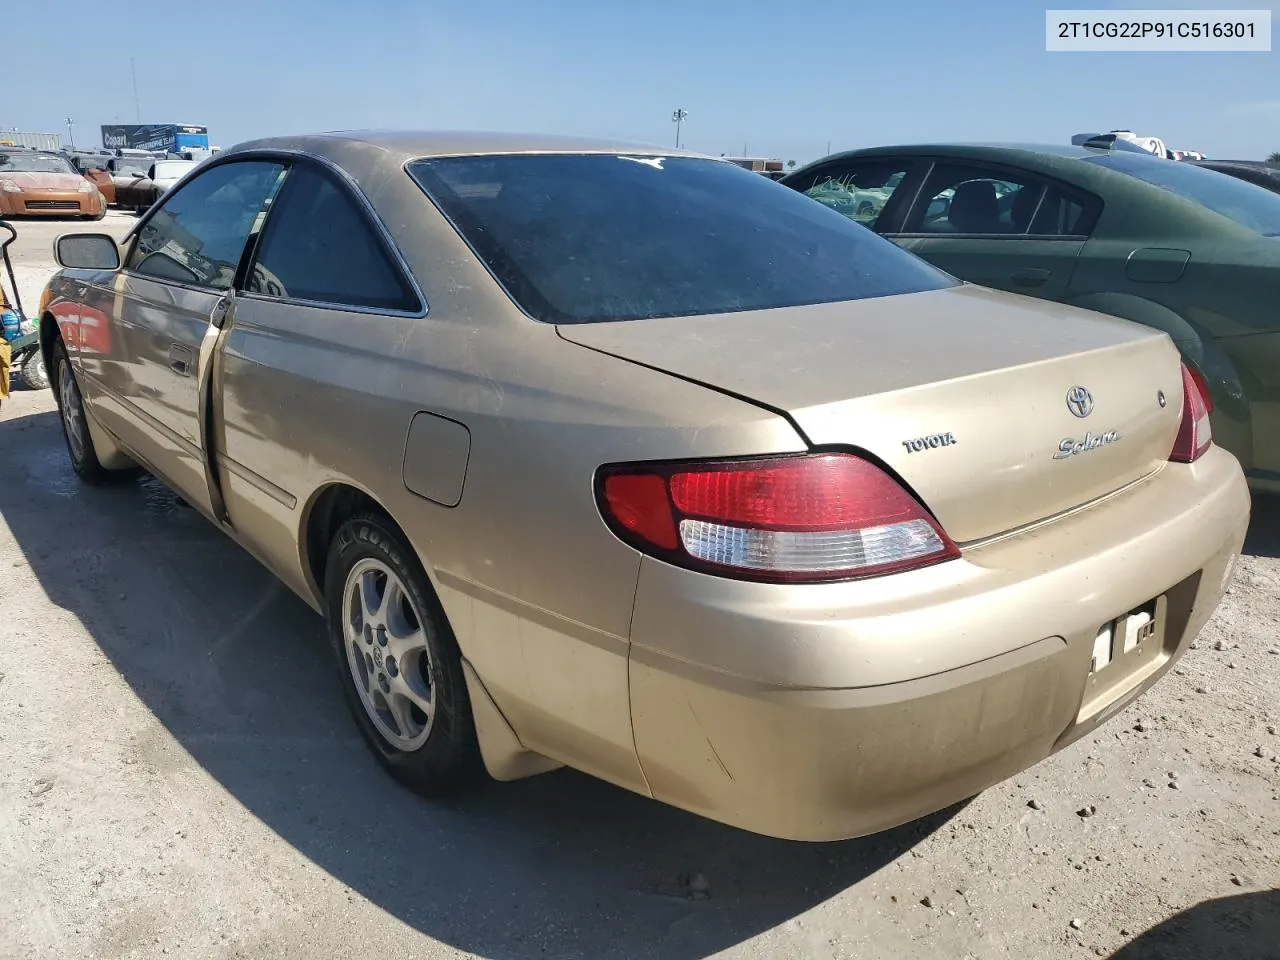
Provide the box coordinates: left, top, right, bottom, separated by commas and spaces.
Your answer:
1064, 291, 1252, 471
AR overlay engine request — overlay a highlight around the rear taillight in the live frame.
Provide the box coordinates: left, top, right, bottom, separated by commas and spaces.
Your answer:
596, 453, 959, 583
1185, 364, 1213, 413
1170, 362, 1213, 463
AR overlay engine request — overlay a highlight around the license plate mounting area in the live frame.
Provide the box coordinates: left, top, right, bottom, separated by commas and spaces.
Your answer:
1078, 595, 1168, 723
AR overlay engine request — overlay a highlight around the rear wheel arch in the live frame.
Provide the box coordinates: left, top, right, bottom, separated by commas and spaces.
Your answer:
301, 482, 392, 606
300, 481, 452, 606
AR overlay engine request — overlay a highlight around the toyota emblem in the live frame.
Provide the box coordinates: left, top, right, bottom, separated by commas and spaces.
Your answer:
1066, 385, 1094, 418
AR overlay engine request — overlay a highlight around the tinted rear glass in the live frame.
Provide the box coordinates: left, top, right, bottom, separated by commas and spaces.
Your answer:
1085, 153, 1280, 236
408, 154, 954, 324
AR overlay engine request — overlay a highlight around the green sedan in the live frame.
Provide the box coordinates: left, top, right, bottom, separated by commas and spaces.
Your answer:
781, 144, 1280, 492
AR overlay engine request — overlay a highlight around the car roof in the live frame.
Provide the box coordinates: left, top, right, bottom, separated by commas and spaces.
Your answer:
822, 142, 1113, 163
223, 129, 704, 162
1191, 159, 1280, 172
783, 141, 1189, 191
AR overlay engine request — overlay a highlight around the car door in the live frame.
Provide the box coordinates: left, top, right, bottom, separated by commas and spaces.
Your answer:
112, 160, 146, 208
889, 160, 1097, 302
105, 159, 287, 517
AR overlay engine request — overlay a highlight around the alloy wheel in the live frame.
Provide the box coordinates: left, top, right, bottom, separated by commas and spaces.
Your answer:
341, 557, 437, 751
58, 360, 87, 463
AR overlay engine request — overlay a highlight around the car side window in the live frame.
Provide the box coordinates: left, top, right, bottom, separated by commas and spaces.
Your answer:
1028, 186, 1087, 236
800, 161, 912, 230
244, 163, 420, 312
126, 160, 287, 291
904, 163, 1043, 235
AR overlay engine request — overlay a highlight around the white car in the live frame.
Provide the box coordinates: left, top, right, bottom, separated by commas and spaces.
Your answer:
1109, 130, 1171, 159
114, 158, 200, 212
150, 158, 199, 194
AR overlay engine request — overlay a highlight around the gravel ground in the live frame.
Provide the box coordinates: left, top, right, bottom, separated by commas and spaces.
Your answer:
1, 219, 1277, 960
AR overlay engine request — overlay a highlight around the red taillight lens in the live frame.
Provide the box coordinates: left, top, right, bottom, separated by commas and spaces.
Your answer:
598, 453, 959, 582
1186, 364, 1213, 413
1170, 362, 1213, 464
601, 474, 679, 550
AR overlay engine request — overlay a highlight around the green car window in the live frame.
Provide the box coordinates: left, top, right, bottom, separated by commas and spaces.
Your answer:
801, 162, 912, 230
1086, 153, 1280, 237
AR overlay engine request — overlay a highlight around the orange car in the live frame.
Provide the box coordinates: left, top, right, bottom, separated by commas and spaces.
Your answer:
84, 167, 116, 205
0, 149, 106, 219
69, 153, 118, 206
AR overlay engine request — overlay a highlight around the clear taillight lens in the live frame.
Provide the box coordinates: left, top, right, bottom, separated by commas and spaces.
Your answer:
1170, 362, 1213, 463
597, 453, 959, 582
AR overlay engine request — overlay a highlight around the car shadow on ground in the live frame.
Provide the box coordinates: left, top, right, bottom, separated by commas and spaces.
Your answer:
1110, 889, 1280, 959
1243, 493, 1280, 560
0, 407, 961, 960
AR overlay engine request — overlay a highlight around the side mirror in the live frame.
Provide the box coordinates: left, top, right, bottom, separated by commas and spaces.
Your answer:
55, 233, 121, 270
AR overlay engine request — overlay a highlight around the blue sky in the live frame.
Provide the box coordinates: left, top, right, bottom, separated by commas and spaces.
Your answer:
8, 0, 1277, 163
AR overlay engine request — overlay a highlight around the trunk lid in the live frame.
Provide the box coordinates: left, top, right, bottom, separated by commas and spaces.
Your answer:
559, 284, 1185, 544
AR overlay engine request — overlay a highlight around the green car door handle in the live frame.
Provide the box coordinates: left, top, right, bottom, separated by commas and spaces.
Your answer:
1012, 268, 1052, 288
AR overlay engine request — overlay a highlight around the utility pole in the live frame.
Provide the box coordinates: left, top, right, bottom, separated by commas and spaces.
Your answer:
131, 58, 141, 123
671, 108, 688, 149
64, 117, 75, 149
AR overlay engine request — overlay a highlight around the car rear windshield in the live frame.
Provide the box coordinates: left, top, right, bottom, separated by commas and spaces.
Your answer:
1085, 153, 1280, 237
407, 154, 955, 324
0, 153, 76, 174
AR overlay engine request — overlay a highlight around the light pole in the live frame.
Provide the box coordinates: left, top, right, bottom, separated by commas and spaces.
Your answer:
131, 58, 141, 123
65, 117, 75, 149
671, 108, 688, 149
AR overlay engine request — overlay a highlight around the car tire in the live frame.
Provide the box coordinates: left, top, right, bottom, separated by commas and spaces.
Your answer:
324, 511, 481, 796
20, 351, 49, 390
52, 340, 134, 485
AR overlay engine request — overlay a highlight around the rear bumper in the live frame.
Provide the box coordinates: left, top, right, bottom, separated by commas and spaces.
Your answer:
628, 447, 1249, 841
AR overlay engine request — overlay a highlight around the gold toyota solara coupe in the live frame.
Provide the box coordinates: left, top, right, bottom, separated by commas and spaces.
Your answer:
38, 131, 1248, 842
